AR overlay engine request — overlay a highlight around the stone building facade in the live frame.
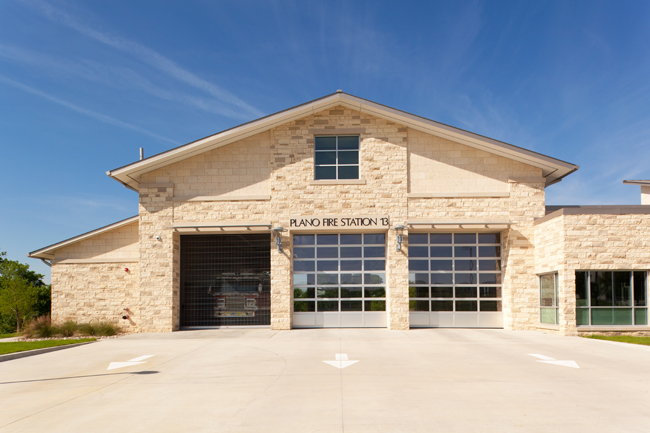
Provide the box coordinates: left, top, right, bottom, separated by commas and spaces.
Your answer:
29, 92, 650, 335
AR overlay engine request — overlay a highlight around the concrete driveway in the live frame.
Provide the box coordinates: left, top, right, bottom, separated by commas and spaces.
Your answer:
1, 328, 649, 432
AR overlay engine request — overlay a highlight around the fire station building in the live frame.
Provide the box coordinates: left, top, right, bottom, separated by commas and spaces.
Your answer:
28, 92, 650, 336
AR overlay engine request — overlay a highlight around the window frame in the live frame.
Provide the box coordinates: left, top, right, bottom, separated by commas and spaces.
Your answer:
539, 272, 559, 325
407, 232, 503, 313
313, 135, 360, 180
575, 270, 648, 326
292, 233, 387, 313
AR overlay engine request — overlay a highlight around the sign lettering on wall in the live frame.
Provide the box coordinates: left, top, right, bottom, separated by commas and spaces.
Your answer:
289, 216, 390, 229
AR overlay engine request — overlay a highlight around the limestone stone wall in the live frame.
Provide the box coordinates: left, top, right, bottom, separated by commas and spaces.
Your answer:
268, 105, 410, 329
127, 105, 549, 332
563, 213, 650, 269
141, 131, 271, 198
408, 128, 537, 194
51, 263, 138, 329
534, 212, 650, 335
49, 221, 139, 327
407, 183, 545, 331
138, 184, 176, 332
501, 180, 546, 330
534, 216, 568, 334
54, 222, 138, 260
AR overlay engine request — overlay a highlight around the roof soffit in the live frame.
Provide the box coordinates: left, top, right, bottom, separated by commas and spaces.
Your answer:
108, 92, 578, 189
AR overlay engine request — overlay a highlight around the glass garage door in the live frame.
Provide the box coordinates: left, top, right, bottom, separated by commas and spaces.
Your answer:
292, 233, 387, 328
409, 232, 503, 328
180, 234, 271, 327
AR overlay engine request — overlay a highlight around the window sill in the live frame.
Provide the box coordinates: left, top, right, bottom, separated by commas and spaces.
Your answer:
537, 323, 560, 330
309, 179, 367, 185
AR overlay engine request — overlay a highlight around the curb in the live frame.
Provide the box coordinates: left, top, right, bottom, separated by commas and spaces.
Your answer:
0, 341, 95, 363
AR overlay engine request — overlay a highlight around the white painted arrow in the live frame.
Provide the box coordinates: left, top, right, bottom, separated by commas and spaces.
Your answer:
323, 353, 359, 369
538, 359, 580, 369
529, 354, 579, 369
107, 355, 154, 370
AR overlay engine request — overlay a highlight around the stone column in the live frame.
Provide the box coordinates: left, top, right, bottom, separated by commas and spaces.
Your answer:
558, 265, 578, 335
270, 229, 291, 330
387, 226, 409, 330
502, 179, 546, 330
138, 183, 176, 332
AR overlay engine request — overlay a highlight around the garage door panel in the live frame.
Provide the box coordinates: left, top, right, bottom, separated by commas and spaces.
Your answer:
292, 233, 387, 328
454, 313, 480, 327
478, 312, 503, 328
293, 313, 317, 327
340, 313, 364, 327
409, 232, 503, 329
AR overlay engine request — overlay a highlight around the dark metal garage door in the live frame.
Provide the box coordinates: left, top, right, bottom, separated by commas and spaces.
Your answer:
180, 234, 271, 327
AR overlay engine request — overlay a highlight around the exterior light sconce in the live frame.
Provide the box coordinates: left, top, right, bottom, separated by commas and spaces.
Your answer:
393, 225, 406, 252
272, 227, 286, 252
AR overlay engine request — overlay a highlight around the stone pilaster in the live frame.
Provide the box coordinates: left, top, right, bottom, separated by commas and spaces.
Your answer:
271, 230, 291, 330
138, 183, 176, 332
387, 228, 409, 330
502, 179, 545, 330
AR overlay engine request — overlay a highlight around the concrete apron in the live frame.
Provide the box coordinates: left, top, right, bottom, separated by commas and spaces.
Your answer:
1, 328, 649, 433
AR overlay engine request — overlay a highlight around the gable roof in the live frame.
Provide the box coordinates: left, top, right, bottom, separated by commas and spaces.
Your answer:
28, 216, 138, 260
107, 91, 578, 190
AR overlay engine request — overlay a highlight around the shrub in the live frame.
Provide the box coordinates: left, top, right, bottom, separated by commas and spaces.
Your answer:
22, 315, 55, 338
95, 321, 120, 336
77, 322, 97, 336
77, 321, 121, 337
58, 320, 78, 337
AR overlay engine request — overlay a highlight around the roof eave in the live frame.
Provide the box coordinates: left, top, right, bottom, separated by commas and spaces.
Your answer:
107, 92, 579, 191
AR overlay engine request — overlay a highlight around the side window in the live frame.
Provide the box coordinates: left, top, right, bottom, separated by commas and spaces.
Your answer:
314, 136, 359, 180
540, 273, 559, 325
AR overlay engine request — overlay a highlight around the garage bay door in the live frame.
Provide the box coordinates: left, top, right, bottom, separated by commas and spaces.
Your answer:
408, 233, 503, 328
180, 234, 271, 327
292, 233, 387, 328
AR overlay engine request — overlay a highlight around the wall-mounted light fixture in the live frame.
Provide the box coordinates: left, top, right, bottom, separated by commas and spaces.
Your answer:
271, 227, 286, 252
393, 225, 406, 252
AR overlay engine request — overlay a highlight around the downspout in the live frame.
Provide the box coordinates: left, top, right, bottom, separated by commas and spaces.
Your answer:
40, 258, 52, 267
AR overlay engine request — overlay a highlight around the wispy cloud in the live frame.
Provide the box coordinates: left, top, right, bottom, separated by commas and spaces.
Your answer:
0, 44, 255, 119
0, 74, 177, 144
23, 0, 264, 119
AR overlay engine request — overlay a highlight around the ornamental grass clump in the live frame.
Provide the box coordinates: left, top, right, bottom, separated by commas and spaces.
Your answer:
59, 320, 78, 337
22, 315, 56, 338
94, 321, 120, 336
77, 322, 97, 336
77, 321, 121, 337
20, 317, 122, 339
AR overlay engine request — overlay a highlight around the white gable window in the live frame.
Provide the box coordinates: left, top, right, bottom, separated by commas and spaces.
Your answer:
314, 136, 359, 180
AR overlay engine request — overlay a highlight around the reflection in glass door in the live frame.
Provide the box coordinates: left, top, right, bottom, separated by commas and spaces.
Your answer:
408, 232, 503, 328
292, 233, 387, 328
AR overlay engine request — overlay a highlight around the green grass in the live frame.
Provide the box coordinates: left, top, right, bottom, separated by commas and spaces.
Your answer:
0, 333, 18, 339
0, 338, 96, 355
583, 335, 650, 346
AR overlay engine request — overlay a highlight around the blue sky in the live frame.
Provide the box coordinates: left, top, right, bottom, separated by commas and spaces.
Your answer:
1, 0, 650, 282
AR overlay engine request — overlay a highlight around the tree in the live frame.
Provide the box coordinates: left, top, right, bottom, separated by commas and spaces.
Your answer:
0, 247, 47, 332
